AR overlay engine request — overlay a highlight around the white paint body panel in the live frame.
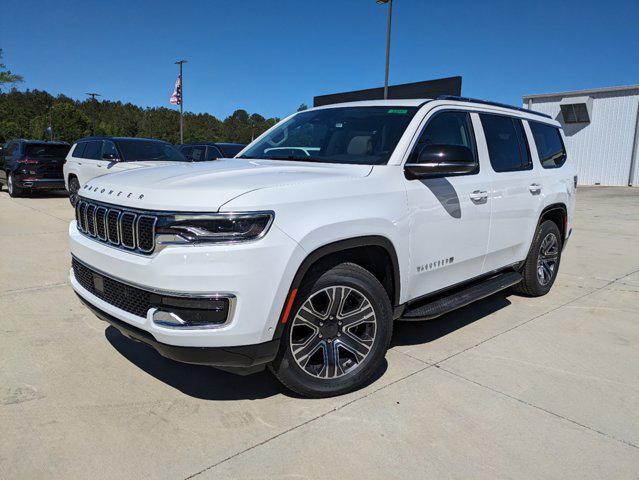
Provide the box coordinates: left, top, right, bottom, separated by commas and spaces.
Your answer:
69, 99, 576, 348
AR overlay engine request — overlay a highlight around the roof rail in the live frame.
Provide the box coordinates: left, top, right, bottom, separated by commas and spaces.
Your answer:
436, 95, 552, 119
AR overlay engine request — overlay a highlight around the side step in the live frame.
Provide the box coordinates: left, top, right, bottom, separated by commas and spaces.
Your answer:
401, 271, 522, 321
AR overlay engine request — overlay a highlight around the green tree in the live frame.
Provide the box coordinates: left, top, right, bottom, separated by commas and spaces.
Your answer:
29, 102, 90, 143
0, 49, 24, 91
297, 103, 308, 111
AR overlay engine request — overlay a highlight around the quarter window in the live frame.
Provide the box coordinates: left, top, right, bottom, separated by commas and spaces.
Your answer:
480, 114, 532, 172
72, 142, 87, 158
530, 122, 567, 168
412, 111, 478, 171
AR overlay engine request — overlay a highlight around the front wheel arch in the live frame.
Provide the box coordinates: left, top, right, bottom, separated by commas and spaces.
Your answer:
273, 236, 400, 340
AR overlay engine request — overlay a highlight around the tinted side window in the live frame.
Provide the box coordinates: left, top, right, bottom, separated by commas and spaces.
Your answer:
530, 122, 567, 168
72, 142, 87, 158
102, 140, 119, 159
83, 141, 102, 160
480, 114, 531, 172
189, 146, 206, 161
413, 111, 478, 171
205, 146, 222, 161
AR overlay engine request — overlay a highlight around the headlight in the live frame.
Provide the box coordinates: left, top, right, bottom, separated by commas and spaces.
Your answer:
157, 211, 274, 244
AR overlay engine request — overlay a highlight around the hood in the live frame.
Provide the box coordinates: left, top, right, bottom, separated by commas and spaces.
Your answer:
79, 158, 373, 211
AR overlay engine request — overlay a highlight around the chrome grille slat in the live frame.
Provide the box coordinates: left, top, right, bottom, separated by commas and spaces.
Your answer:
95, 206, 108, 240
136, 215, 157, 253
119, 211, 137, 249
75, 198, 158, 255
86, 204, 96, 236
107, 209, 121, 245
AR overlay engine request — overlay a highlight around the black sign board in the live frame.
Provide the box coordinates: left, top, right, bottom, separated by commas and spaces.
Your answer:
313, 76, 462, 107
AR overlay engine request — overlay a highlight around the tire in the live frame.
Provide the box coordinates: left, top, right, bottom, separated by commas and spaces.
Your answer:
68, 176, 80, 206
270, 262, 393, 398
512, 220, 562, 297
7, 172, 22, 198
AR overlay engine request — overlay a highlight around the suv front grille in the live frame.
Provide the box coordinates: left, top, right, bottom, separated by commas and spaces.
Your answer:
76, 199, 158, 254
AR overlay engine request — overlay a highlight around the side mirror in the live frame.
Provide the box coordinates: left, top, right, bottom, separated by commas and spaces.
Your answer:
103, 153, 119, 161
405, 144, 476, 179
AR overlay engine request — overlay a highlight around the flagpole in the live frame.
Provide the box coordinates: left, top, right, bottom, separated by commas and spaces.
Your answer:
175, 60, 187, 144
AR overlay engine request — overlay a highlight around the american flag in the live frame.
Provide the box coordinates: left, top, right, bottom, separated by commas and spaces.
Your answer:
170, 76, 182, 105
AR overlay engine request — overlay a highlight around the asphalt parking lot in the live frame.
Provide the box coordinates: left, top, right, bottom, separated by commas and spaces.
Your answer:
1, 186, 638, 479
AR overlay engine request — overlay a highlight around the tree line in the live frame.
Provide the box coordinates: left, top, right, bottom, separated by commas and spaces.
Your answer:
0, 88, 283, 145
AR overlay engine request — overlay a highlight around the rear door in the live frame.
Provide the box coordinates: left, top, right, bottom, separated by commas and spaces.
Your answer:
479, 113, 542, 272
81, 140, 105, 182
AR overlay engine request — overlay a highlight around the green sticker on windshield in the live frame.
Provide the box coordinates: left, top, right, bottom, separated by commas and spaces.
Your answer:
388, 109, 408, 114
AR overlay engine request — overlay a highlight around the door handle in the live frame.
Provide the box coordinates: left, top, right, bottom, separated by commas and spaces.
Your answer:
470, 190, 488, 203
529, 183, 542, 195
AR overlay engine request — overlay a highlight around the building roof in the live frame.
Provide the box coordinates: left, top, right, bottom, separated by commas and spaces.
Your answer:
523, 84, 639, 100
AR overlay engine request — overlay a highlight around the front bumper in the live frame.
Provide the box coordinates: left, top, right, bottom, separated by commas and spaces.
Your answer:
77, 293, 280, 368
69, 219, 306, 348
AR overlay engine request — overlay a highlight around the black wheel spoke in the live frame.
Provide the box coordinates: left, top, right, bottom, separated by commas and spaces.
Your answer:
337, 332, 372, 361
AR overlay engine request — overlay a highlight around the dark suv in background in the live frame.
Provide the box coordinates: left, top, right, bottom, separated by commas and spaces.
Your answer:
0, 139, 70, 197
178, 142, 245, 161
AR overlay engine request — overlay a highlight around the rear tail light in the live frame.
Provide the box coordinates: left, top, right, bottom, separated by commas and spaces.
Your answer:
18, 157, 39, 164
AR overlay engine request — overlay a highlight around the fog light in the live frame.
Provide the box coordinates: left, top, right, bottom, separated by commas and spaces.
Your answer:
150, 295, 234, 328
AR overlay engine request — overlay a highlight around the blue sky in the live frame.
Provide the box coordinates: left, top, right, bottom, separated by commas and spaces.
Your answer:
2, 0, 638, 119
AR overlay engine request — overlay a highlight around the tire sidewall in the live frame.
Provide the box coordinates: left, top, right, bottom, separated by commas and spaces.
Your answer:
272, 264, 392, 397
528, 220, 562, 295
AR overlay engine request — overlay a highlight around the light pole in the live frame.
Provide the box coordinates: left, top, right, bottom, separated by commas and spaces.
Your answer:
85, 92, 101, 135
175, 60, 187, 144
377, 0, 393, 99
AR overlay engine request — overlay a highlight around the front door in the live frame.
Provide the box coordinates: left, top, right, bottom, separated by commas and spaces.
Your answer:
404, 109, 492, 299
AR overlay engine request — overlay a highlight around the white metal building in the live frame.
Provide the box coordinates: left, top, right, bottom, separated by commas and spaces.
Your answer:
523, 85, 639, 186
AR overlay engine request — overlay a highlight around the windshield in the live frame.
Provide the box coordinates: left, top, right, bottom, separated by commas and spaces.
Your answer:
240, 106, 418, 165
116, 140, 187, 162
26, 144, 70, 158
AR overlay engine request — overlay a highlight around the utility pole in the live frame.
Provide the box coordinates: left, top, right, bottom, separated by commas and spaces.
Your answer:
377, 0, 393, 99
175, 60, 187, 143
85, 92, 101, 135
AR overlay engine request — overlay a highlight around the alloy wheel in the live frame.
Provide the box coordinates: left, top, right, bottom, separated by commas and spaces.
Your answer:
289, 285, 377, 379
537, 232, 559, 285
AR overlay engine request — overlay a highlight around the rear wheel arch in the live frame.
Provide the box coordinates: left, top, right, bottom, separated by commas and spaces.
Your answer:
538, 203, 567, 242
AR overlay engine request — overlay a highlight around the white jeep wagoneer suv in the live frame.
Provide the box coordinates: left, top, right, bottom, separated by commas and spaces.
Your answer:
63, 136, 188, 205
69, 96, 576, 397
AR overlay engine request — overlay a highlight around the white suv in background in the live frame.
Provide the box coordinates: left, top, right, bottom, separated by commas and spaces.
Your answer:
63, 136, 188, 204
68, 97, 576, 397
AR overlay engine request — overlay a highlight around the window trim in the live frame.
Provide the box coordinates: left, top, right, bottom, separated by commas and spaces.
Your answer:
479, 112, 534, 174
406, 109, 480, 177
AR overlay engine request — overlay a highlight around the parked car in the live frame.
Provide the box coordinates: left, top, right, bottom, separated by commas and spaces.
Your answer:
68, 97, 576, 397
63, 136, 188, 205
0, 140, 70, 197
178, 142, 246, 161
